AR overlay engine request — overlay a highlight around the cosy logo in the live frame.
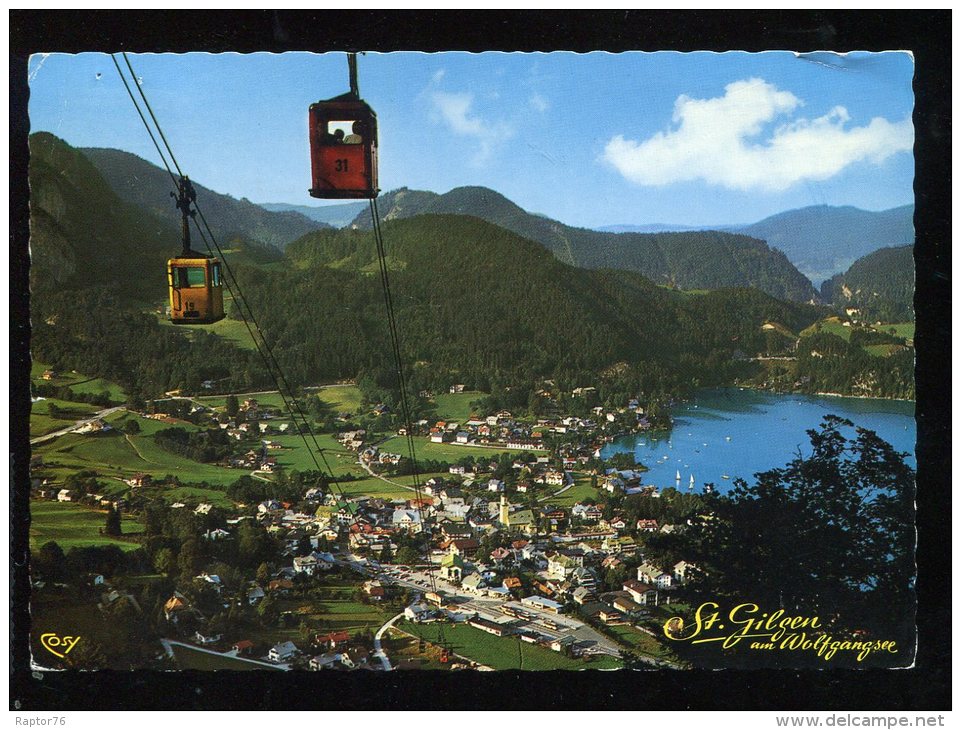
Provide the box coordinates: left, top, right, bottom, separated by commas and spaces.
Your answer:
39, 633, 80, 659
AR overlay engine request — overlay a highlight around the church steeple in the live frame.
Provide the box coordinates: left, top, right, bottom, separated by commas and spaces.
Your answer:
499, 494, 510, 527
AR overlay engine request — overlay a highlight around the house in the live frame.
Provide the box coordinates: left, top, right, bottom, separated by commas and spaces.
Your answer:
572, 586, 594, 605
126, 473, 152, 488
392, 509, 423, 533
340, 647, 371, 668
549, 635, 576, 652
268, 641, 300, 663
487, 479, 505, 493
232, 640, 254, 656
455, 432, 470, 444
267, 579, 294, 594
317, 631, 349, 651
673, 560, 693, 583
404, 603, 434, 622
547, 553, 576, 579
163, 593, 190, 622
636, 519, 659, 532
623, 579, 658, 605
310, 653, 342, 671
247, 585, 265, 605
204, 528, 230, 541
637, 562, 673, 589
461, 573, 486, 594
57, 489, 73, 503
599, 607, 625, 624
490, 546, 511, 564
502, 576, 522, 592
293, 555, 320, 575
612, 595, 647, 618
449, 538, 480, 557
363, 580, 386, 601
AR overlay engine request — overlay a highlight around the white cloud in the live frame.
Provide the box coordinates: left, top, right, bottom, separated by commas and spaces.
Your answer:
602, 78, 914, 192
431, 69, 446, 84
430, 90, 514, 164
529, 93, 549, 113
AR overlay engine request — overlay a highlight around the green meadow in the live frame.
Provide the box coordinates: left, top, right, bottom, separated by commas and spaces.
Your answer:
395, 620, 622, 671
30, 500, 144, 552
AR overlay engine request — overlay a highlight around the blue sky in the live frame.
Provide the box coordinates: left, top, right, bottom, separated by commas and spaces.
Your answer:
28, 51, 915, 228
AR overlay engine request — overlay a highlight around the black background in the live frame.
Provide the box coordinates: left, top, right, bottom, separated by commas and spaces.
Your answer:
9, 10, 951, 711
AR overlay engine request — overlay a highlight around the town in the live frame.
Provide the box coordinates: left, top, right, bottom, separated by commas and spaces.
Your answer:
30, 376, 699, 671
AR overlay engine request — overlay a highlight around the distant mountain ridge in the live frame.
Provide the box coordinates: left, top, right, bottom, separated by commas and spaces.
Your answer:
596, 205, 914, 285
350, 186, 819, 303
730, 204, 914, 286
81, 147, 331, 251
260, 201, 367, 228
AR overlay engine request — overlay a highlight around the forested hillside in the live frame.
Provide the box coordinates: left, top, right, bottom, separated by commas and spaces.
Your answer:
820, 245, 915, 323
82, 146, 328, 250
28, 132, 176, 300
351, 186, 819, 302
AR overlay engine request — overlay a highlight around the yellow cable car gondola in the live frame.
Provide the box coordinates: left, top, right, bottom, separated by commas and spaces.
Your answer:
308, 53, 379, 200
167, 176, 225, 324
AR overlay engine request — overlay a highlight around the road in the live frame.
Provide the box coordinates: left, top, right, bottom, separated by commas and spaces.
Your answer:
373, 612, 404, 671
357, 458, 420, 494
30, 406, 127, 446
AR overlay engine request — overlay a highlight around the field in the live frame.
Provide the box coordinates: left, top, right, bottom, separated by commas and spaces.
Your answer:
332, 471, 451, 500
800, 316, 852, 342
378, 435, 541, 463
431, 391, 486, 422
544, 474, 601, 508
601, 623, 678, 663
33, 427, 245, 488
30, 500, 145, 552
31, 361, 127, 402
30, 397, 101, 438
394, 620, 622, 670
251, 584, 393, 648
882, 322, 915, 340
196, 384, 364, 417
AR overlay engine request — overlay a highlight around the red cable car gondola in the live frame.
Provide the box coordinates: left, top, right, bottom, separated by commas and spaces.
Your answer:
309, 54, 378, 200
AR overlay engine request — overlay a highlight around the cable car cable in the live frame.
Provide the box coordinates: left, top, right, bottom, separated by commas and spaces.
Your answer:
368, 197, 437, 593
112, 54, 345, 499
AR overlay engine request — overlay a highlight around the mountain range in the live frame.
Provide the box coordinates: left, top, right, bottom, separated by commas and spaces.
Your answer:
28, 133, 827, 399
595, 205, 914, 286
259, 201, 367, 229
347, 186, 818, 303
81, 146, 330, 252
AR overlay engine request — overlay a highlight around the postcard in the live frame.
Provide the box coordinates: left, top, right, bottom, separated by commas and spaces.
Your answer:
10, 13, 949, 713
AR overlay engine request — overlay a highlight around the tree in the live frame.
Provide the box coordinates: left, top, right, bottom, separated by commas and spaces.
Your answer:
395, 546, 419, 566
123, 418, 141, 435
153, 547, 176, 577
678, 417, 915, 642
104, 505, 122, 537
225, 394, 239, 418
379, 542, 393, 564
33, 541, 66, 581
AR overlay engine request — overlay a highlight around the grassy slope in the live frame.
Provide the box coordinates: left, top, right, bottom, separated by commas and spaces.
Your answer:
431, 391, 486, 422
30, 500, 145, 552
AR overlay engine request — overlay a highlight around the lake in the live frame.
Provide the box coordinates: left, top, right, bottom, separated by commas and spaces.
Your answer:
600, 388, 916, 493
